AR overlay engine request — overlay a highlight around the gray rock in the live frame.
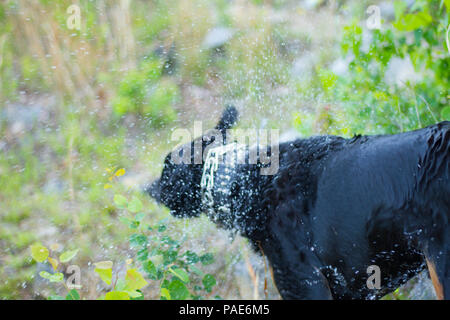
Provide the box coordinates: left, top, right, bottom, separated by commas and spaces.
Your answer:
384, 56, 422, 87
203, 27, 234, 49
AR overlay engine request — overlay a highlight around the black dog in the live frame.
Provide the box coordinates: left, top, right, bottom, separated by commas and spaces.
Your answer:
148, 106, 449, 300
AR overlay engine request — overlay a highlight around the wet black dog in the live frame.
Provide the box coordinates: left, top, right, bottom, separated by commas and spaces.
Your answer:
148, 106, 449, 300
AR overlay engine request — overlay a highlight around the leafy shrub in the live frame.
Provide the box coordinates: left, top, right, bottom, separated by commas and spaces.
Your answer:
113, 191, 219, 300
29, 169, 217, 300
295, 0, 449, 136
112, 58, 179, 127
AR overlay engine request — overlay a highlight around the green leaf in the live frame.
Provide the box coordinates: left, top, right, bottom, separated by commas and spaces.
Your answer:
441, 106, 450, 120
95, 268, 112, 285
119, 216, 132, 225
202, 274, 216, 291
393, 0, 408, 20
318, 69, 338, 93
135, 212, 145, 222
143, 259, 157, 279
200, 253, 214, 265
394, 12, 432, 32
130, 290, 145, 300
59, 249, 79, 263
114, 194, 128, 208
189, 265, 204, 277
124, 268, 148, 291
105, 291, 130, 300
160, 288, 171, 300
129, 234, 148, 247
39, 271, 51, 279
114, 278, 126, 291
125, 290, 143, 298
48, 295, 64, 300
184, 251, 199, 264
163, 250, 178, 265
169, 267, 190, 283
168, 279, 190, 300
129, 220, 140, 229
94, 260, 113, 269
445, 0, 450, 11
66, 289, 81, 300
39, 271, 64, 283
30, 243, 49, 263
137, 248, 149, 261
128, 196, 143, 213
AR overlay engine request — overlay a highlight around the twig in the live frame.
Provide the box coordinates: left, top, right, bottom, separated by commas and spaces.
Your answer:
243, 248, 259, 300
446, 24, 450, 55
403, 82, 423, 128
256, 241, 269, 299
417, 94, 438, 123
395, 102, 404, 132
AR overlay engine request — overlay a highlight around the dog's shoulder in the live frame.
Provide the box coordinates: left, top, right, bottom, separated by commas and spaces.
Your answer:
263, 135, 347, 213
279, 135, 347, 164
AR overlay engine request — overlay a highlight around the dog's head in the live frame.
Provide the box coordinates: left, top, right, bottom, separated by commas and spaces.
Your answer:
147, 105, 238, 218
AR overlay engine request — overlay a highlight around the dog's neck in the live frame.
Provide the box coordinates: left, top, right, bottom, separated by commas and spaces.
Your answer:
200, 143, 246, 228
199, 143, 270, 240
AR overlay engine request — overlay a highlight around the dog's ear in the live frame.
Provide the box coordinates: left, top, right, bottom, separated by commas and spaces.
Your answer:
215, 105, 238, 134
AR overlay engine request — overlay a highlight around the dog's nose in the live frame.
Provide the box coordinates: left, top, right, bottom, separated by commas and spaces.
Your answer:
145, 179, 161, 202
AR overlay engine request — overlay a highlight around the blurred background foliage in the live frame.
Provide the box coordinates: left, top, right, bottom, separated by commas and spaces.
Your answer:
0, 0, 448, 299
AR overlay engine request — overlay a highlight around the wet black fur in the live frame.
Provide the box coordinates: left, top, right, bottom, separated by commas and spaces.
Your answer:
148, 106, 450, 300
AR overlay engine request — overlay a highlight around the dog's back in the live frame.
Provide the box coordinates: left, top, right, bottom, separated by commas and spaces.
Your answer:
262, 122, 449, 299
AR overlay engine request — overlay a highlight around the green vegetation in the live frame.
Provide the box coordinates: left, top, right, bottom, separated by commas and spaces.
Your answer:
112, 58, 178, 126
29, 183, 218, 300
333, 0, 449, 134
0, 0, 448, 299
294, 0, 449, 136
